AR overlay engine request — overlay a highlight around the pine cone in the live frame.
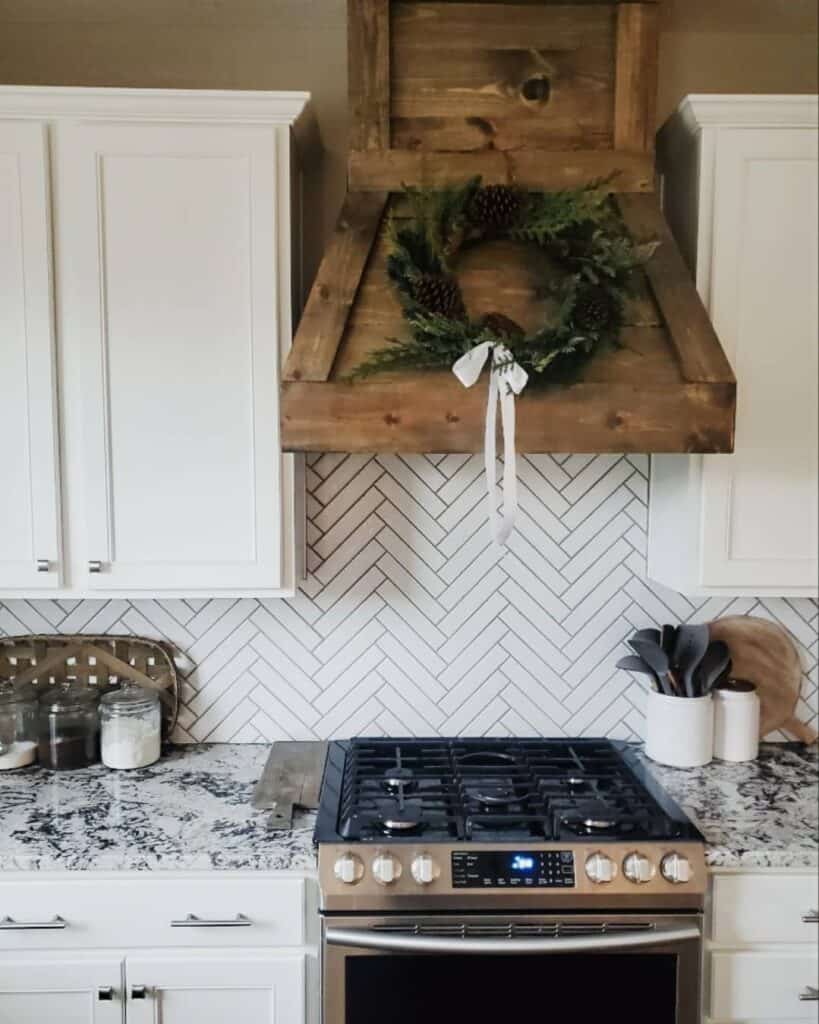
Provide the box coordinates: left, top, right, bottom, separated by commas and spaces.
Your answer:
482, 312, 524, 340
573, 287, 616, 333
468, 185, 523, 230
413, 273, 466, 319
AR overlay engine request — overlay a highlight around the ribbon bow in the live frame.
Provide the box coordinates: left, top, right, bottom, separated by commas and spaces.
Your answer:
453, 342, 528, 546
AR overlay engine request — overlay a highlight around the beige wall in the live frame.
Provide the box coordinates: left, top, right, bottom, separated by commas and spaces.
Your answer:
1, 0, 816, 280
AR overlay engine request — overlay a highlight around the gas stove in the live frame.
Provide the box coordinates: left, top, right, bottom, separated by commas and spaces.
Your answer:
314, 737, 706, 912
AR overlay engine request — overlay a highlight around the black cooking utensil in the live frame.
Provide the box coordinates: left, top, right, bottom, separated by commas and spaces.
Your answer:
673, 624, 710, 698
629, 638, 676, 697
696, 642, 732, 697
631, 627, 662, 646
661, 624, 677, 657
616, 655, 661, 691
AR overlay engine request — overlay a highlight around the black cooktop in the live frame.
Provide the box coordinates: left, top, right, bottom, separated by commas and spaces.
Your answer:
313, 738, 703, 844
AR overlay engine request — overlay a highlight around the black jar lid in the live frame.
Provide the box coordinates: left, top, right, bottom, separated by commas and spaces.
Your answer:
38, 682, 99, 714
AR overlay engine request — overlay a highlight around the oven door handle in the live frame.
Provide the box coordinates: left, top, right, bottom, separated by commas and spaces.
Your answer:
325, 923, 700, 955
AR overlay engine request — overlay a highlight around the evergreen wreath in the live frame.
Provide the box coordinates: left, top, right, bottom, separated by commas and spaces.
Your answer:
349, 177, 657, 384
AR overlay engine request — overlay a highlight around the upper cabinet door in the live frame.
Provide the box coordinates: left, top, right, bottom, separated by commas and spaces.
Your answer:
0, 120, 62, 591
56, 121, 287, 592
701, 127, 818, 590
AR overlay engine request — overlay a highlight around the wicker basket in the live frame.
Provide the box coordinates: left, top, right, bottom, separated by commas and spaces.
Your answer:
0, 635, 179, 737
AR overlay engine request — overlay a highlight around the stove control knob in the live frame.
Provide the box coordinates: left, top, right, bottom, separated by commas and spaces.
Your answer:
661, 852, 692, 885
410, 854, 437, 886
372, 853, 402, 886
585, 852, 616, 884
623, 853, 654, 885
334, 853, 364, 885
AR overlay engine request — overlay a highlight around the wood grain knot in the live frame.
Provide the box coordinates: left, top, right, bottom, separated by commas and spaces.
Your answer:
520, 75, 551, 107
446, 412, 460, 423
607, 411, 625, 429
384, 412, 401, 426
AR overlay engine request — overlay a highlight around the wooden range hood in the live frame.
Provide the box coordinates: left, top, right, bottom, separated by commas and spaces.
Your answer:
281, 0, 736, 454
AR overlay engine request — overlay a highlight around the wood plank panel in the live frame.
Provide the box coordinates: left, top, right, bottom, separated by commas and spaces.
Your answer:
617, 193, 736, 384
348, 0, 390, 150
391, 2, 615, 152
614, 2, 659, 152
284, 191, 388, 382
349, 148, 655, 190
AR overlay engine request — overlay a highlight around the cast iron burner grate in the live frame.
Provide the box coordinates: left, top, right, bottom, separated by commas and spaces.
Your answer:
326, 738, 700, 843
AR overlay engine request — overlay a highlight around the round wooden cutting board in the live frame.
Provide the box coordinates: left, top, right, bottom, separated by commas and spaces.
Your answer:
709, 616, 817, 744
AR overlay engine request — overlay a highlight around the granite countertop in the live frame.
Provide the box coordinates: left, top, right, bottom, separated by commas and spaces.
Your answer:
0, 741, 816, 873
0, 744, 316, 872
635, 744, 818, 869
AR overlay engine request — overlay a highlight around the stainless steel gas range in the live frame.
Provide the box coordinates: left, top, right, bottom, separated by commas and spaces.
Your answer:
314, 738, 706, 1024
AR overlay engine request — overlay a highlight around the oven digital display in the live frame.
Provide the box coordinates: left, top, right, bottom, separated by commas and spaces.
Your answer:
452, 851, 575, 888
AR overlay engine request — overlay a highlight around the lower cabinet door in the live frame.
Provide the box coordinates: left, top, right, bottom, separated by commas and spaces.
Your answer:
0, 955, 123, 1023
710, 949, 819, 1020
125, 951, 304, 1024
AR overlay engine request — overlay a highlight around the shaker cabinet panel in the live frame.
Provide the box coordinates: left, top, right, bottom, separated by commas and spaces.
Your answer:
0, 955, 123, 1024
0, 120, 62, 591
125, 952, 305, 1024
649, 98, 818, 597
55, 120, 288, 592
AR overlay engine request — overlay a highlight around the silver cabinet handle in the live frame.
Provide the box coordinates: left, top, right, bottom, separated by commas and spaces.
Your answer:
325, 922, 700, 955
802, 909, 819, 924
36, 559, 50, 573
0, 915, 66, 930
170, 913, 251, 928
800, 986, 819, 1002
88, 560, 103, 573
130, 985, 148, 1000
97, 987, 114, 1002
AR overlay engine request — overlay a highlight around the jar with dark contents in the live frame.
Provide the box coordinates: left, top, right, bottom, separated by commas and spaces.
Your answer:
38, 683, 100, 770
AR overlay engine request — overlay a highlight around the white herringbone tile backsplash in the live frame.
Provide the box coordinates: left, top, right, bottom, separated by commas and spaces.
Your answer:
1, 454, 816, 742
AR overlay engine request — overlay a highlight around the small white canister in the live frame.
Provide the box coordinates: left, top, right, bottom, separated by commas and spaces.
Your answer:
713, 679, 759, 763
644, 691, 714, 768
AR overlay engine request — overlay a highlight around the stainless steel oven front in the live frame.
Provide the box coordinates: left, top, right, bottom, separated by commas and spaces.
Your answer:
322, 912, 702, 1024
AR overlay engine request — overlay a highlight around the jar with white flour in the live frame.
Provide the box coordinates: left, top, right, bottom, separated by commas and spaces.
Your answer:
100, 684, 161, 770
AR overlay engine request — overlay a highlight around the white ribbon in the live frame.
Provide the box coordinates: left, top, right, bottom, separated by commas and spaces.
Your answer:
453, 342, 528, 546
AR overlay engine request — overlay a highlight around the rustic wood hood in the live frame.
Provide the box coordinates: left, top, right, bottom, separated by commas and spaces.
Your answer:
281, 0, 736, 454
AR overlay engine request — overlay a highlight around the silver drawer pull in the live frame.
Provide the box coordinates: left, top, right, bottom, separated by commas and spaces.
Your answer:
0, 915, 66, 930
36, 559, 50, 573
97, 987, 114, 1002
799, 986, 819, 1002
130, 985, 148, 1000
802, 909, 819, 924
88, 560, 103, 574
170, 913, 251, 928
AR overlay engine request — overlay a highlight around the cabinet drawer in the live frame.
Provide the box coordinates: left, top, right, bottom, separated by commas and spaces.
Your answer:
712, 873, 819, 945
0, 876, 305, 950
710, 951, 819, 1021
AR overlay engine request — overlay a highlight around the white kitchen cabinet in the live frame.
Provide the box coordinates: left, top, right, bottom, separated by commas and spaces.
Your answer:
0, 87, 308, 598
0, 872, 316, 1024
125, 952, 304, 1024
649, 96, 818, 597
706, 868, 819, 1023
0, 119, 62, 590
0, 954, 123, 1023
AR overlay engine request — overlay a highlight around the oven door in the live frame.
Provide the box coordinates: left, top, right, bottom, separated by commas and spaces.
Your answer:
323, 913, 702, 1024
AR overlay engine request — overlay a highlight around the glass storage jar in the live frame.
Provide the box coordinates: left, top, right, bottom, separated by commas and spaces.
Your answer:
0, 681, 39, 770
38, 683, 100, 771
100, 684, 161, 770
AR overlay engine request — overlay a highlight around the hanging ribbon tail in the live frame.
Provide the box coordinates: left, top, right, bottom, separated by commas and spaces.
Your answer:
453, 343, 528, 547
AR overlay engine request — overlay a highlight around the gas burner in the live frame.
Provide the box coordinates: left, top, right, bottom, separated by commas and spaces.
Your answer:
382, 765, 416, 794
466, 780, 518, 808
558, 801, 634, 837
375, 797, 424, 833
457, 750, 519, 769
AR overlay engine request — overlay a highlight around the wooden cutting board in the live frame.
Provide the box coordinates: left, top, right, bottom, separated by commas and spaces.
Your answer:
709, 616, 817, 744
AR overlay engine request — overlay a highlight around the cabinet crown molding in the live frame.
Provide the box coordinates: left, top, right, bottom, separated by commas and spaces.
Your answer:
0, 86, 310, 125
676, 93, 818, 132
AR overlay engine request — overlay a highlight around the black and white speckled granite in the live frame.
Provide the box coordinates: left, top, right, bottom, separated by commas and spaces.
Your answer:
1, 742, 815, 873
0, 744, 316, 872
637, 744, 818, 869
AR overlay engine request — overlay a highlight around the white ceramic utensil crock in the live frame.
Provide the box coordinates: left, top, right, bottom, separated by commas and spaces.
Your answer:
644, 691, 714, 768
